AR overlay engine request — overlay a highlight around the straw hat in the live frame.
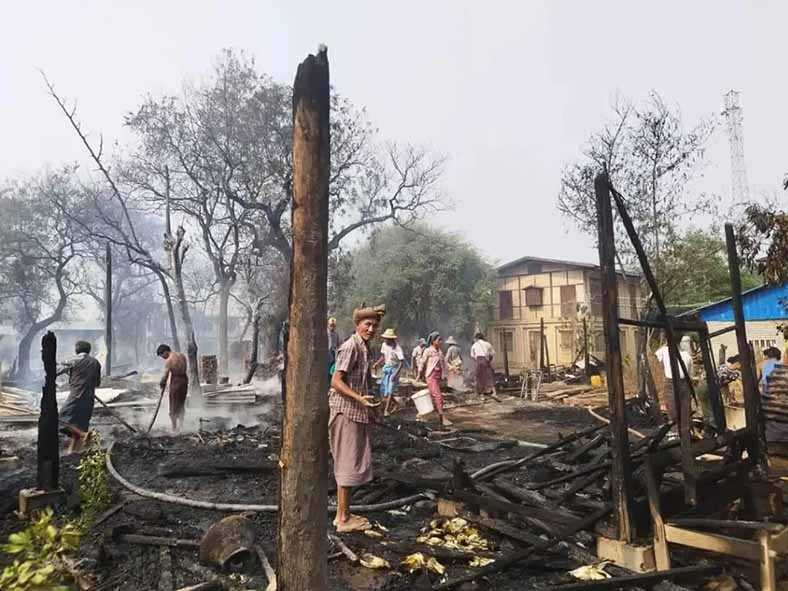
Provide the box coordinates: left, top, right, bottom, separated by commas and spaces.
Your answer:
381, 328, 397, 340
445, 336, 458, 346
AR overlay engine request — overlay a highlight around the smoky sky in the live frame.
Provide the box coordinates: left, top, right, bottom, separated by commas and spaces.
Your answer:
2, 0, 786, 266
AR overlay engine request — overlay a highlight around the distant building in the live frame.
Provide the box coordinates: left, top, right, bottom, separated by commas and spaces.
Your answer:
686, 283, 787, 361
487, 256, 643, 373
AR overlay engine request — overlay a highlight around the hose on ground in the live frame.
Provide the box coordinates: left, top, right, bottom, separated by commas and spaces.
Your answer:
105, 441, 429, 514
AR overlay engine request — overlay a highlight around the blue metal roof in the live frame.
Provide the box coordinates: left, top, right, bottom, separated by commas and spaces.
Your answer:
694, 283, 788, 322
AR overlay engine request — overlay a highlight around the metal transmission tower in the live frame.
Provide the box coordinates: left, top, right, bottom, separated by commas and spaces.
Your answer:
722, 90, 750, 205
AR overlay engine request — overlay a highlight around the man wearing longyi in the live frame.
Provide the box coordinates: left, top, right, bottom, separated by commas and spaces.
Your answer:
328, 304, 385, 533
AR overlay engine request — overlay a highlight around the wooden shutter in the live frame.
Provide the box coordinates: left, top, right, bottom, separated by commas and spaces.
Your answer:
524, 286, 543, 307
560, 285, 577, 317
498, 290, 513, 320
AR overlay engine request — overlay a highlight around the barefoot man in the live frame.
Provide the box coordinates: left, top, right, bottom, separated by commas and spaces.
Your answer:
156, 344, 189, 432
59, 341, 102, 454
330, 304, 385, 533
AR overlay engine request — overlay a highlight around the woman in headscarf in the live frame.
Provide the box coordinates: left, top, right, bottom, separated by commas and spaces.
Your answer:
419, 331, 451, 427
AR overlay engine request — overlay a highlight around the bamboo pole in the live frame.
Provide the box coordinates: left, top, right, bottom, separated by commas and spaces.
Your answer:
277, 46, 331, 591
105, 243, 112, 376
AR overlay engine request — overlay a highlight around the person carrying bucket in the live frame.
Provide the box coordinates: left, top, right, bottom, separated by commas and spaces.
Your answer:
419, 331, 451, 428
374, 328, 405, 416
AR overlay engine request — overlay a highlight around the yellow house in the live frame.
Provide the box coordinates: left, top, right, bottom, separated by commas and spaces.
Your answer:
487, 256, 643, 374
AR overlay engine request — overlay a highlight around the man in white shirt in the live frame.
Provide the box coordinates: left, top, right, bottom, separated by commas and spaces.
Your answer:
375, 328, 405, 416
411, 338, 426, 379
471, 332, 497, 397
653, 335, 693, 422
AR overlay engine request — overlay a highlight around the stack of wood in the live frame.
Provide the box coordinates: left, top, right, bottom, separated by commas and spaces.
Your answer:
201, 355, 218, 385
0, 386, 37, 418
202, 383, 257, 405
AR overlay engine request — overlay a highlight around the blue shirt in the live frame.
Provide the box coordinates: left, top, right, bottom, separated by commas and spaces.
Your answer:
761, 359, 780, 396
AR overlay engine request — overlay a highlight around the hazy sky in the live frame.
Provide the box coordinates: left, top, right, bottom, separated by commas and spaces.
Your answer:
2, 1, 786, 266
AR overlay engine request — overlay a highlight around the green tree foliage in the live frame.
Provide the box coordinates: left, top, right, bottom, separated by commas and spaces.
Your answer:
558, 92, 715, 279
337, 225, 494, 342
661, 228, 760, 306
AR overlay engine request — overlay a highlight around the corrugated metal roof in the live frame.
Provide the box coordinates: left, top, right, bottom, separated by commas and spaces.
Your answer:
497, 255, 641, 276
692, 283, 788, 322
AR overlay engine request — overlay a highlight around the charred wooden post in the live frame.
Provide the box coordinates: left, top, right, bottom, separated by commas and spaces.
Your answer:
725, 224, 765, 469
38, 331, 59, 491
277, 46, 330, 591
539, 318, 546, 375
502, 336, 510, 381
105, 243, 112, 376
583, 317, 590, 384
699, 326, 726, 432
594, 172, 635, 541
608, 184, 697, 503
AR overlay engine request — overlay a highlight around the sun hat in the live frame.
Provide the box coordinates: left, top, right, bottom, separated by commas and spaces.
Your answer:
381, 328, 397, 340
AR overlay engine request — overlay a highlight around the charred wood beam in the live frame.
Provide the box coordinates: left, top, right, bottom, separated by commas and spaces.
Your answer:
708, 324, 736, 339
594, 172, 635, 541
550, 564, 721, 591
618, 317, 707, 333
38, 331, 59, 491
725, 223, 766, 469
448, 488, 582, 526
434, 507, 611, 590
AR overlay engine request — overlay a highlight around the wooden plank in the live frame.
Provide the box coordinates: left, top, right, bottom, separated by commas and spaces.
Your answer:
663, 524, 761, 560
644, 456, 670, 570
667, 518, 783, 532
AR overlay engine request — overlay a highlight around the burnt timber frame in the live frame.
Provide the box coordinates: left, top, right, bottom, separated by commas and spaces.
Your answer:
593, 172, 765, 538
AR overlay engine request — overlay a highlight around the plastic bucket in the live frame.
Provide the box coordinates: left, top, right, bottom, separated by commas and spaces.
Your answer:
411, 388, 434, 416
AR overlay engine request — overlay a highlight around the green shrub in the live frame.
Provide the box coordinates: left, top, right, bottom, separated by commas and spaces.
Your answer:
0, 508, 80, 591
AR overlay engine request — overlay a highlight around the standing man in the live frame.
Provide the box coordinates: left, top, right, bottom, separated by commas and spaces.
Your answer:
330, 305, 385, 533
411, 337, 427, 379
654, 335, 693, 421
471, 332, 497, 399
327, 317, 340, 376
156, 344, 189, 432
59, 341, 102, 454
761, 346, 783, 396
445, 337, 463, 374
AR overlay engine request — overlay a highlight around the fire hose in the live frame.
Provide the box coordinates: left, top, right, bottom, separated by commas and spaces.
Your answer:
105, 441, 431, 513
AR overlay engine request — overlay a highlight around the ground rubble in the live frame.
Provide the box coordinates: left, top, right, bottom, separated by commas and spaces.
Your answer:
0, 391, 764, 590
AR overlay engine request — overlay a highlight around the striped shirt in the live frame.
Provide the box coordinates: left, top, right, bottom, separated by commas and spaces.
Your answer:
329, 333, 372, 424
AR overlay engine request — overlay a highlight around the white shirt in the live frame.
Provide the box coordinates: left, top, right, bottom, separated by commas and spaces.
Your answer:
381, 342, 405, 366
655, 345, 692, 380
471, 339, 495, 360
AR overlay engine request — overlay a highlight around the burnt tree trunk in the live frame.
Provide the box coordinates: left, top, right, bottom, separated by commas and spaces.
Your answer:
105, 243, 112, 376
277, 46, 330, 591
594, 172, 635, 541
217, 280, 235, 375
154, 269, 181, 352
38, 332, 59, 491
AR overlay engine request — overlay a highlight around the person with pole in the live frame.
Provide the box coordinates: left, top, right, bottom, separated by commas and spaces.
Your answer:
156, 344, 189, 432
329, 305, 385, 533
58, 340, 102, 454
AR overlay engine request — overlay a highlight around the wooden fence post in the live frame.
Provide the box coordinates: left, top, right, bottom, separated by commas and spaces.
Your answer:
38, 331, 59, 491
583, 318, 590, 383
594, 172, 634, 541
725, 224, 765, 469
277, 46, 330, 591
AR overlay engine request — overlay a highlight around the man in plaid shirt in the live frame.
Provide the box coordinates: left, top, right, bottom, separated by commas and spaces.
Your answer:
329, 304, 385, 533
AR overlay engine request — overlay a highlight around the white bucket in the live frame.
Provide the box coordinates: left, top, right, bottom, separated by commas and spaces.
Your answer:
411, 388, 434, 416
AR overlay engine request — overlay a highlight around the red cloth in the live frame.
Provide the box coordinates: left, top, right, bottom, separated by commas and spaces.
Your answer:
427, 364, 444, 412
475, 357, 495, 393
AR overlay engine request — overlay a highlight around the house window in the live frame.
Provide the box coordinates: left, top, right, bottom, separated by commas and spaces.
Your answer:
560, 285, 577, 318
524, 286, 543, 307
559, 330, 574, 350
500, 330, 514, 353
594, 332, 606, 354
628, 282, 638, 319
528, 331, 541, 363
589, 274, 602, 316
498, 290, 513, 320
